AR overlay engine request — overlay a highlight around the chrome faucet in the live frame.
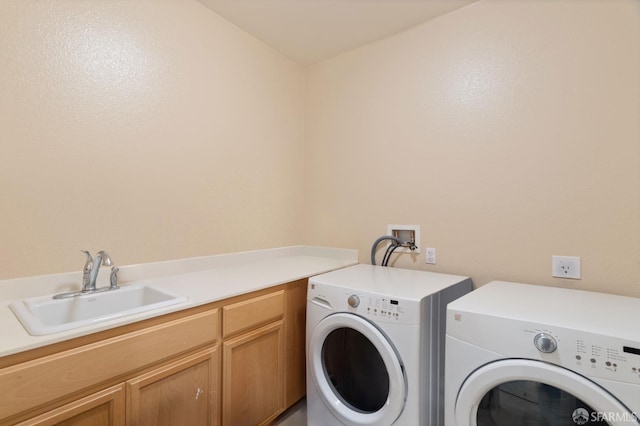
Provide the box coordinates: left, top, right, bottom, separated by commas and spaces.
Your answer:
53, 250, 118, 299
82, 250, 113, 292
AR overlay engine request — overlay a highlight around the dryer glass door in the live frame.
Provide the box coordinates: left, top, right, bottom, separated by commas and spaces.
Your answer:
455, 359, 638, 426
308, 313, 406, 425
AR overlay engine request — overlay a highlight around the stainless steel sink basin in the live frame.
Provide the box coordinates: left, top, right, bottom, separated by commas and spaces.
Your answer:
10, 285, 188, 336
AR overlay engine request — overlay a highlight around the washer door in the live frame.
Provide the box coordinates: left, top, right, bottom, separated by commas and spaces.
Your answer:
308, 313, 406, 425
455, 359, 639, 426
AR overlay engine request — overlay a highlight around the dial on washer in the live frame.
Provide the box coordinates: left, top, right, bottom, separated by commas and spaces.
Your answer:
534, 333, 557, 353
348, 294, 360, 308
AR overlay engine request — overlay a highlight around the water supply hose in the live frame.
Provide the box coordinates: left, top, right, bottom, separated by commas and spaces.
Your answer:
370, 235, 405, 266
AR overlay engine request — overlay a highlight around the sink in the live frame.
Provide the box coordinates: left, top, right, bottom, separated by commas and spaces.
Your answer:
10, 286, 188, 336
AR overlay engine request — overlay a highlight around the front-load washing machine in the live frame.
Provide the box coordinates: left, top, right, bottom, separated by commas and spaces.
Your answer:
445, 281, 640, 426
307, 264, 472, 425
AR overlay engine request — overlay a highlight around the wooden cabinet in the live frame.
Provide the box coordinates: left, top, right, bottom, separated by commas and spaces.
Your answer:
223, 321, 284, 426
0, 309, 220, 423
9, 347, 220, 426
221, 290, 285, 426
0, 280, 309, 426
127, 347, 220, 426
0, 309, 220, 426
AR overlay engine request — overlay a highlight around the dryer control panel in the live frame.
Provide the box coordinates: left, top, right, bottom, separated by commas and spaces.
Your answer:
356, 293, 416, 324
308, 282, 422, 325
345, 290, 420, 325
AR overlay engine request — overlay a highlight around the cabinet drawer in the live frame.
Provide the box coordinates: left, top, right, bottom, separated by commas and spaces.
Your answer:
14, 384, 125, 426
223, 291, 284, 338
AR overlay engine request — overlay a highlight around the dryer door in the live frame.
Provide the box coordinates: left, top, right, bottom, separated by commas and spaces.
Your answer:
308, 312, 406, 425
454, 359, 639, 426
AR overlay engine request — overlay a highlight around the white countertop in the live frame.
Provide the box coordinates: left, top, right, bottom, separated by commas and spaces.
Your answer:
0, 246, 358, 357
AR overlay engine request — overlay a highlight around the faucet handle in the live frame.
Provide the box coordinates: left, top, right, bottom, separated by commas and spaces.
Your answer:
81, 250, 93, 271
109, 266, 120, 290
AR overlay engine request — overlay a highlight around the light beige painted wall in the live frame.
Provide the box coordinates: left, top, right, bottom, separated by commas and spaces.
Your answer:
2, 0, 639, 298
304, 0, 640, 296
0, 1, 306, 279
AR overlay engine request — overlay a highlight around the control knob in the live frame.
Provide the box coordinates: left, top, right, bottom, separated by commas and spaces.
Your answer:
348, 294, 360, 308
534, 333, 557, 353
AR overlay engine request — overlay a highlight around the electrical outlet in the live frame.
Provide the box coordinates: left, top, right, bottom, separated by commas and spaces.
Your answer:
552, 256, 581, 279
425, 248, 436, 264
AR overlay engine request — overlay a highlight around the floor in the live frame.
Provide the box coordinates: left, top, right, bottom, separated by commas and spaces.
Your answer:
272, 398, 307, 426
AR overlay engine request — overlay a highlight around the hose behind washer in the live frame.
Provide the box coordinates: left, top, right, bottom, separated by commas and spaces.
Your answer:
370, 235, 405, 266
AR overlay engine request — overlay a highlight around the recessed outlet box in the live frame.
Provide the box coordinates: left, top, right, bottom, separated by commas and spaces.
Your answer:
552, 256, 581, 279
386, 224, 420, 254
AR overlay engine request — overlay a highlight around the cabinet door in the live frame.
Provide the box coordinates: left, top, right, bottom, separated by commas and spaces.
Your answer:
15, 384, 125, 426
222, 321, 284, 426
126, 347, 220, 426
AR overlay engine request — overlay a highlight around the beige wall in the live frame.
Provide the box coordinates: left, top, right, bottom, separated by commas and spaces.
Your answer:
304, 0, 640, 296
2, 1, 639, 297
0, 1, 306, 279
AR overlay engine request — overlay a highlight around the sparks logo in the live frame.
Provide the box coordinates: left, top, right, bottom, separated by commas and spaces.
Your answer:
572, 408, 589, 425
571, 408, 639, 424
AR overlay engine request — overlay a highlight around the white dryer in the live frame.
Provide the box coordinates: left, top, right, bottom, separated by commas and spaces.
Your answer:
445, 281, 640, 426
307, 264, 472, 426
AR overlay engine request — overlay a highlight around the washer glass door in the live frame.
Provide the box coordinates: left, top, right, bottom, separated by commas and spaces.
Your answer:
455, 359, 639, 426
308, 313, 406, 425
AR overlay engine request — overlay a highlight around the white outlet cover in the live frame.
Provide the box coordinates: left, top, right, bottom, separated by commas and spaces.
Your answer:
552, 256, 581, 279
425, 248, 436, 264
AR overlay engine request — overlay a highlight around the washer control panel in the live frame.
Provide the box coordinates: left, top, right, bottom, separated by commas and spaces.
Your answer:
448, 310, 640, 385
446, 281, 640, 386
570, 336, 640, 380
524, 325, 640, 384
